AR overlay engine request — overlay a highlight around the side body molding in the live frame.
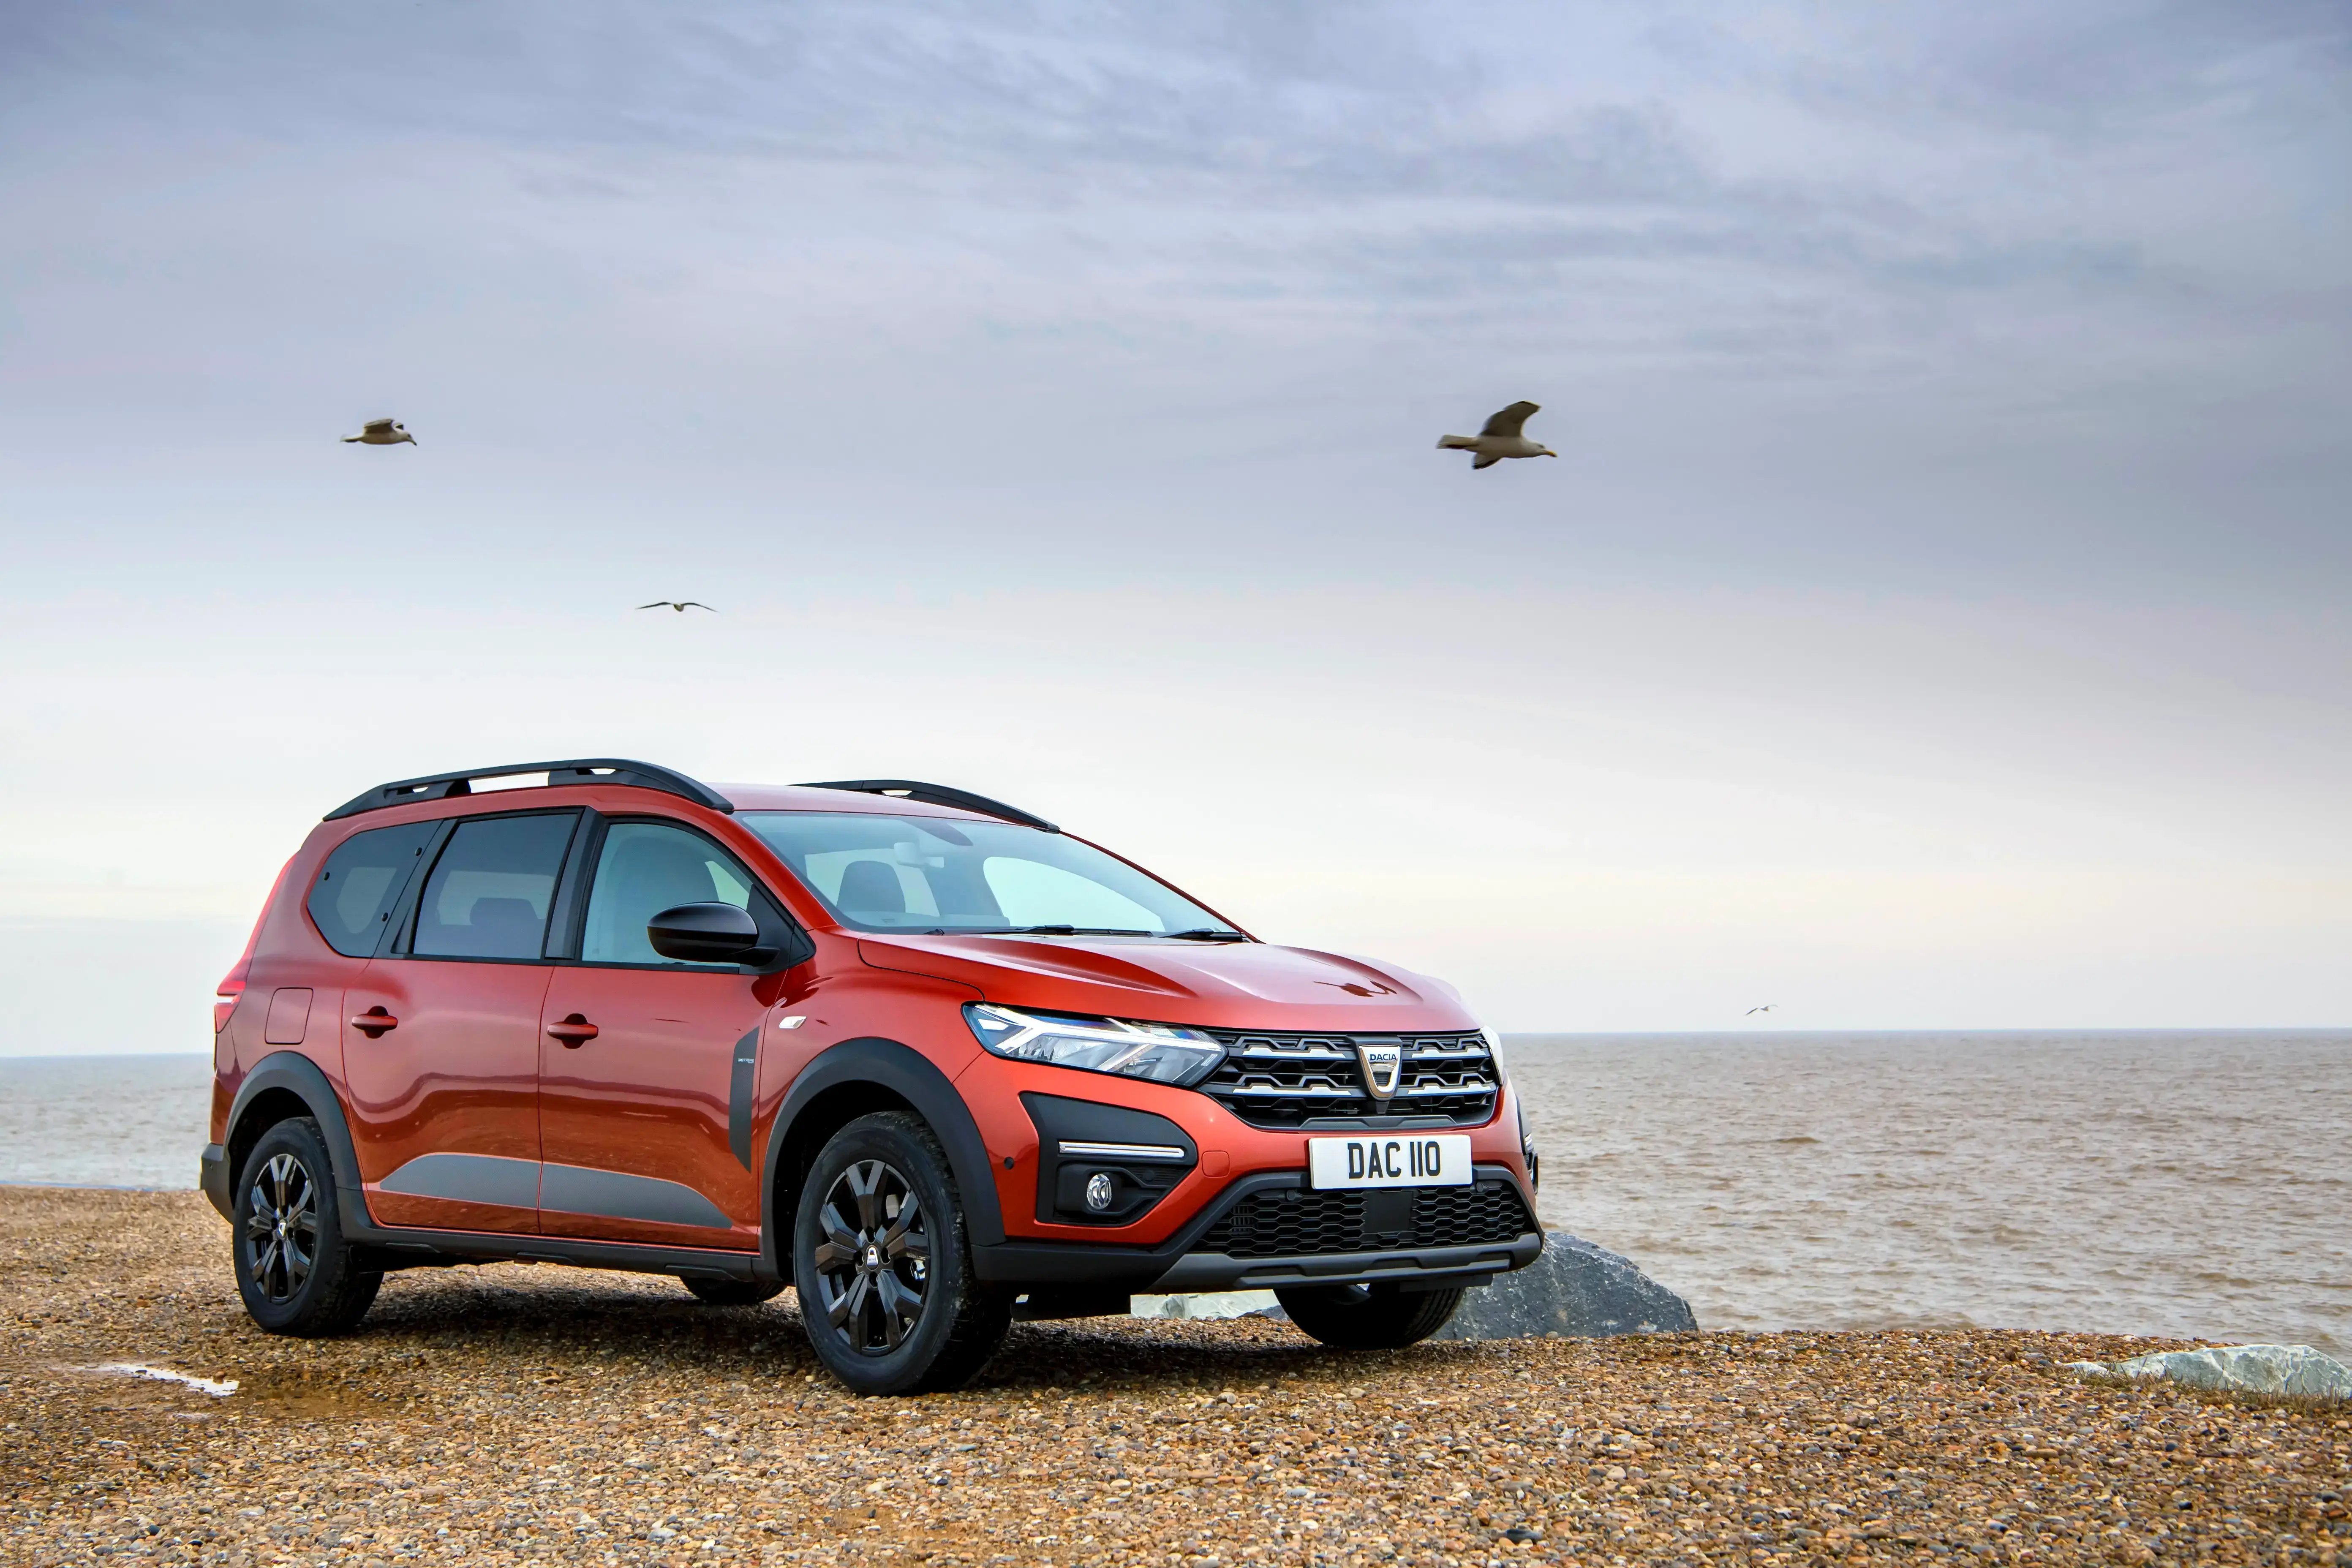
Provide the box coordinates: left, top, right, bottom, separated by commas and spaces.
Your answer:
758, 1036, 1006, 1282
214, 1051, 373, 1236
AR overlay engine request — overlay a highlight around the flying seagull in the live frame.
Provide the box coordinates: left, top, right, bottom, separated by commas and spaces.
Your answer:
1745, 1004, 1776, 1016
342, 418, 416, 446
1437, 401, 1554, 469
638, 601, 715, 613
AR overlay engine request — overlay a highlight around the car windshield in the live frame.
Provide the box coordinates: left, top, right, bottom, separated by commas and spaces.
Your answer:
739, 811, 1242, 937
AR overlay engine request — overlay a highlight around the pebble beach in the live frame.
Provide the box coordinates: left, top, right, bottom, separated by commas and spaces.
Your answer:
4, 1188, 2347, 1568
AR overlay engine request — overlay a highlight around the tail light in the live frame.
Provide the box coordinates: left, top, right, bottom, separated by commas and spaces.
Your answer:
214, 980, 245, 1033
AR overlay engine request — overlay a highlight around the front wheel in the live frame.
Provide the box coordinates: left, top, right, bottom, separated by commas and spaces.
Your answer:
791, 1111, 1009, 1396
234, 1117, 381, 1337
1276, 1282, 1465, 1349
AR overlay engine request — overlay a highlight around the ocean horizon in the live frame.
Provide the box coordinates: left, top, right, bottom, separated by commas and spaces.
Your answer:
5, 1029, 2344, 1353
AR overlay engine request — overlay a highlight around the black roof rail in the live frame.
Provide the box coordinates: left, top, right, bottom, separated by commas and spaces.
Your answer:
797, 779, 1058, 833
324, 759, 734, 821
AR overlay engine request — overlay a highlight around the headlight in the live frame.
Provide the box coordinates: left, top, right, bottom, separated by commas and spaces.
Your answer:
962, 1002, 1226, 1088
1480, 1025, 1508, 1075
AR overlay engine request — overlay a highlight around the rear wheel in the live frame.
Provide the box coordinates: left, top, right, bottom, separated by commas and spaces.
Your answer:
681, 1276, 785, 1306
791, 1111, 1008, 1396
1276, 1282, 1465, 1350
234, 1117, 381, 1337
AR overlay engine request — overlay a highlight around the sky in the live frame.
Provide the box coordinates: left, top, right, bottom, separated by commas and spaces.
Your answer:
1, 1, 2347, 1051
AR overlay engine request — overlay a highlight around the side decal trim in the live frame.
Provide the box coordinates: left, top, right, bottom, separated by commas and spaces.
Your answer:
377, 1152, 542, 1209
728, 1027, 759, 1171
540, 1163, 732, 1230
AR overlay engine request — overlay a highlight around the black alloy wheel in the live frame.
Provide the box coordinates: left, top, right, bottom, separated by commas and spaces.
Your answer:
245, 1149, 317, 1302
232, 1117, 381, 1337
1275, 1281, 1467, 1350
813, 1157, 931, 1350
791, 1111, 1008, 1396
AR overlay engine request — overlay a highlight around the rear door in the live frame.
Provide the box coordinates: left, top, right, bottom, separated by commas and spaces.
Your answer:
536, 817, 779, 1249
343, 810, 581, 1234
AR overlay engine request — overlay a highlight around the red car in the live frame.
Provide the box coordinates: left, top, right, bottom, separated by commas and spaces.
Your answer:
204, 760, 1541, 1394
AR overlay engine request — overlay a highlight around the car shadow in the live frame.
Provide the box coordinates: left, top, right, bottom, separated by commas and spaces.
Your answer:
347, 1267, 1475, 1393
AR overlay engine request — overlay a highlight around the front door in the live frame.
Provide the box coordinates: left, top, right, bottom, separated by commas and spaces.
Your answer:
343, 810, 580, 1233
536, 818, 771, 1249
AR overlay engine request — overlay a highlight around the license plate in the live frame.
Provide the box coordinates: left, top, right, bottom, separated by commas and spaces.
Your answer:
1307, 1134, 1472, 1189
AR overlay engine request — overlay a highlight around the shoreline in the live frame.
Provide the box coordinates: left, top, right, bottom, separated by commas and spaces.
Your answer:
5, 1189, 2347, 1566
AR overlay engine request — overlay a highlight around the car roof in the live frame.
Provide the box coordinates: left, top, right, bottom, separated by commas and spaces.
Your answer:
712, 783, 1000, 822
322, 761, 1054, 832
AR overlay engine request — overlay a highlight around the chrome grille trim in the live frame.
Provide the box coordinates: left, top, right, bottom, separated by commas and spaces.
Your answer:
1198, 1029, 1499, 1129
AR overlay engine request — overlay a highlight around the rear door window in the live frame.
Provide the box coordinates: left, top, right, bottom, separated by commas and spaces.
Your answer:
411, 813, 580, 961
308, 821, 438, 957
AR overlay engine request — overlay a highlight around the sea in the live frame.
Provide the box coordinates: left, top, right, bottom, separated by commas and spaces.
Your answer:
4, 1032, 2345, 1354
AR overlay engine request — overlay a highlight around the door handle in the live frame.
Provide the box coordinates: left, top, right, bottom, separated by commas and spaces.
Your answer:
350, 1007, 398, 1039
546, 1014, 600, 1047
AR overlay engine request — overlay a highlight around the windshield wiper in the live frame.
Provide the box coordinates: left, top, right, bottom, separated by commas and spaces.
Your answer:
992, 925, 1154, 936
956, 924, 1247, 939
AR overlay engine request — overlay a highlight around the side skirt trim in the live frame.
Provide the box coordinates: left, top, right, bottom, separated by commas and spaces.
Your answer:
539, 1163, 734, 1230
378, 1152, 541, 1209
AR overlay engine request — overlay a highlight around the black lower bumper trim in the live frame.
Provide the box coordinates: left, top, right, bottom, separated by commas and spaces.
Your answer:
1146, 1233, 1541, 1293
199, 1144, 231, 1220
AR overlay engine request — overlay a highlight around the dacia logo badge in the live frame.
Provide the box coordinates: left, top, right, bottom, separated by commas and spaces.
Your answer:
1354, 1039, 1403, 1101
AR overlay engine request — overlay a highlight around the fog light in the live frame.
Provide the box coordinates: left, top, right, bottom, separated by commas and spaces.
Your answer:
1084, 1172, 1116, 1212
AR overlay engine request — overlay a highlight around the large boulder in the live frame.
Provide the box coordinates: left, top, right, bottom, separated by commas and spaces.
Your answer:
1433, 1231, 1697, 1341
2066, 1344, 2352, 1400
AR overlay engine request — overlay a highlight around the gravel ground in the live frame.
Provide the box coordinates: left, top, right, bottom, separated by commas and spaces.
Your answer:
3, 1188, 2346, 1567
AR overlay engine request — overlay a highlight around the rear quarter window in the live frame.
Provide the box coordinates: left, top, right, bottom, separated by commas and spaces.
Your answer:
308, 822, 438, 957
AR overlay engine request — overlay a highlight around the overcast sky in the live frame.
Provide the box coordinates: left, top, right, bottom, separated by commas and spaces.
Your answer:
2, 1, 2346, 1050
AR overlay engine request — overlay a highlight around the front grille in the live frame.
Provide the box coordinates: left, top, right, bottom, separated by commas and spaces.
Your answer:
1198, 1030, 1498, 1128
1199, 1179, 1533, 1258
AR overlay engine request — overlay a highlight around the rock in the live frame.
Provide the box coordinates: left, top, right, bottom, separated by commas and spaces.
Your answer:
2063, 1344, 2352, 1399
1132, 1290, 1288, 1321
1432, 1231, 1697, 1341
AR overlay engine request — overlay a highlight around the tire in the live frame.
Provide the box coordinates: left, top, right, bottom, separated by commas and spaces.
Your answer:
1277, 1282, 1465, 1350
681, 1276, 786, 1307
233, 1117, 381, 1337
791, 1111, 1009, 1396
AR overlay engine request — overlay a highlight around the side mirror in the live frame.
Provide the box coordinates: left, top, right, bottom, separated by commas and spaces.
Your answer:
645, 902, 766, 964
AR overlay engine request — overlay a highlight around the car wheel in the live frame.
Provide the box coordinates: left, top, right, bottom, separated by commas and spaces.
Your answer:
681, 1276, 786, 1306
1276, 1282, 1465, 1350
792, 1111, 1009, 1396
234, 1117, 381, 1337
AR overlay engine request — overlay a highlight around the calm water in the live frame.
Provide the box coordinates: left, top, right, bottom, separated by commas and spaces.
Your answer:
1514, 1032, 2350, 1354
4, 1034, 2345, 1352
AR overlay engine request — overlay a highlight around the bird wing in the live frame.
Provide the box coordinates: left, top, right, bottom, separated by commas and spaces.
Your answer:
637, 602, 674, 610
361, 418, 396, 435
1478, 400, 1539, 438
678, 602, 714, 611
1471, 452, 1502, 470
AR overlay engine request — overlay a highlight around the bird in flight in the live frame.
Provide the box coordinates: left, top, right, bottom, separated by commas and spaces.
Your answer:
638, 601, 715, 613
342, 418, 416, 446
1437, 401, 1555, 469
1745, 1004, 1777, 1016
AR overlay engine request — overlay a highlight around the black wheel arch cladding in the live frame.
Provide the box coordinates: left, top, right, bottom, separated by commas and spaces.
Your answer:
224, 1051, 372, 1234
760, 1035, 1007, 1283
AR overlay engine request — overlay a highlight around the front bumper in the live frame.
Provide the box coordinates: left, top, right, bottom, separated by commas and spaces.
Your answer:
972, 1162, 1543, 1294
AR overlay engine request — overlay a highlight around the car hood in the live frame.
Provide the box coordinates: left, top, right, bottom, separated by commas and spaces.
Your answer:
855, 934, 1476, 1032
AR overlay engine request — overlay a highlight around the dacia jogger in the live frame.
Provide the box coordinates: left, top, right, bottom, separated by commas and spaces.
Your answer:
206, 760, 1543, 1394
